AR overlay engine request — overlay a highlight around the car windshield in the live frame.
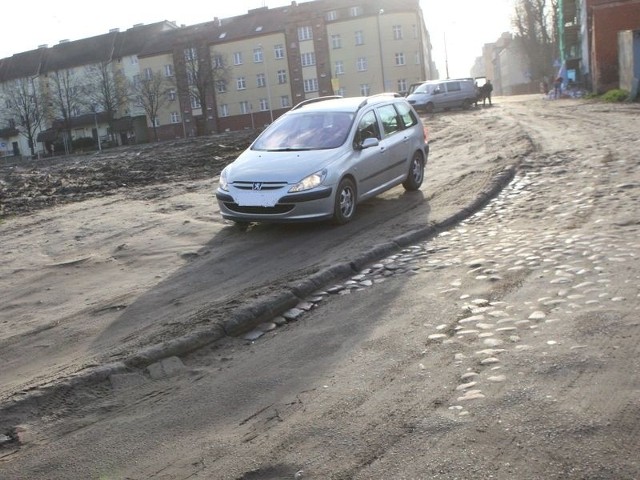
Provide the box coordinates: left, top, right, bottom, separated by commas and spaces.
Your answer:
252, 112, 354, 151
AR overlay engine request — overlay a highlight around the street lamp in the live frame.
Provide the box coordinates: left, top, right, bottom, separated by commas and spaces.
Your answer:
377, 9, 387, 92
259, 44, 274, 123
92, 105, 102, 152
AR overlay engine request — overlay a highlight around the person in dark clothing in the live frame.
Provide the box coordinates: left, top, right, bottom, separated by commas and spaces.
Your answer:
482, 80, 493, 106
554, 76, 563, 99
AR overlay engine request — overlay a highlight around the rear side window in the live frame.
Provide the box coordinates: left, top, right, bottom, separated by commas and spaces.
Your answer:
394, 101, 418, 128
446, 81, 461, 92
377, 104, 401, 136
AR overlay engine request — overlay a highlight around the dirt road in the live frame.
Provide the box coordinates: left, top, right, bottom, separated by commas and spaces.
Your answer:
1, 96, 639, 479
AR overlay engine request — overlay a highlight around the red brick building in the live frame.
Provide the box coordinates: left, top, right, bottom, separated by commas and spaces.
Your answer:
587, 0, 640, 92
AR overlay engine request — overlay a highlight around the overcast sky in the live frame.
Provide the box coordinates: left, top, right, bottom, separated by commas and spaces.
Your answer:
2, 0, 513, 79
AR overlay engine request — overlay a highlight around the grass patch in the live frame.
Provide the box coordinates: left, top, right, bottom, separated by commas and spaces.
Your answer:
601, 89, 630, 102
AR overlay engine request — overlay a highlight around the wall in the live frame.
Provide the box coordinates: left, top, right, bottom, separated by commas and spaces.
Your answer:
618, 29, 640, 98
590, 0, 640, 92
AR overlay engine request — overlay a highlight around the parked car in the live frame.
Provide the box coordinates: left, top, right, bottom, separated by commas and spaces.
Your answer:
406, 78, 477, 113
215, 94, 429, 225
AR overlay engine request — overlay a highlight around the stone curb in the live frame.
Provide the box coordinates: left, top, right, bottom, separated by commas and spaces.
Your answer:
0, 164, 516, 416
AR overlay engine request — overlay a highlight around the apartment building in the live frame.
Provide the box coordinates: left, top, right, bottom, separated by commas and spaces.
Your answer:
0, 0, 433, 156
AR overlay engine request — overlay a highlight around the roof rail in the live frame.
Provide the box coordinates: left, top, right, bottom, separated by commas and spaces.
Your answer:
369, 92, 403, 99
291, 95, 343, 110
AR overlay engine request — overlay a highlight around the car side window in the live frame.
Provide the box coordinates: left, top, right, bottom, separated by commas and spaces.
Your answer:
354, 110, 380, 146
446, 81, 461, 92
377, 104, 401, 136
394, 102, 418, 129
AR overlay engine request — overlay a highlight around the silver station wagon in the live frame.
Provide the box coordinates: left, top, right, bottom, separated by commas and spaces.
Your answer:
215, 94, 429, 224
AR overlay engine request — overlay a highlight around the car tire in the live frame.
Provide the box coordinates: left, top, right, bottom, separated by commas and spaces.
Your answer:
333, 177, 356, 224
462, 99, 472, 110
425, 102, 435, 113
402, 151, 425, 191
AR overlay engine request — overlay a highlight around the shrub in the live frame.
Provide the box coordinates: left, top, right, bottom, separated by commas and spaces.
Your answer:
601, 89, 629, 102
72, 137, 97, 150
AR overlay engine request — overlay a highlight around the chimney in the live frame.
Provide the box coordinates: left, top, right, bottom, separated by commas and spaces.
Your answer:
38, 44, 48, 49
59, 39, 69, 44
109, 28, 120, 33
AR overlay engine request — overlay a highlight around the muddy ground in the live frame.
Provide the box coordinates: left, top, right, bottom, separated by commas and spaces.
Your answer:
1, 96, 639, 479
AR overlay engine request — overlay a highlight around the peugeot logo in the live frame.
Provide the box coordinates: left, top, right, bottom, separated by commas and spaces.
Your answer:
252, 182, 263, 191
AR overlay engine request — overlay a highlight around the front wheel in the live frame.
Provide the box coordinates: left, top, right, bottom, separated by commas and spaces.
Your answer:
333, 178, 356, 224
402, 151, 425, 191
424, 102, 435, 114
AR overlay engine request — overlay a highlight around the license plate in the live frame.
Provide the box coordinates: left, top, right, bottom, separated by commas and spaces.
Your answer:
236, 190, 282, 207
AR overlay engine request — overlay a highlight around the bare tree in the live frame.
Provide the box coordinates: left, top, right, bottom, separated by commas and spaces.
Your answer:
129, 69, 172, 142
512, 0, 558, 83
1, 77, 44, 157
181, 45, 230, 135
85, 61, 128, 144
48, 69, 86, 153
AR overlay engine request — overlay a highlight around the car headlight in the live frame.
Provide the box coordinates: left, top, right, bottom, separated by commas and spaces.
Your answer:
219, 169, 229, 191
289, 169, 327, 193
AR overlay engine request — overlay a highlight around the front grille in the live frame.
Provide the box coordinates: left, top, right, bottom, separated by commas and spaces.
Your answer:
224, 203, 294, 215
232, 181, 287, 191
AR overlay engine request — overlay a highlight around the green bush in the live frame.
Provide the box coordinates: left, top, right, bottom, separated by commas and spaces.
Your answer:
601, 89, 629, 102
72, 137, 97, 150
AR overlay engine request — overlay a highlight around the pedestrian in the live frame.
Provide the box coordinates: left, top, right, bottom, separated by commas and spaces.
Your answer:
483, 80, 493, 106
554, 76, 563, 99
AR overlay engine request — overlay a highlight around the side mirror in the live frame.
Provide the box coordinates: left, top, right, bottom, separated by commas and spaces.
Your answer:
358, 137, 379, 150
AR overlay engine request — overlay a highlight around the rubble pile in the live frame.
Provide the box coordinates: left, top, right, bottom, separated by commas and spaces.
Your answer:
0, 130, 256, 218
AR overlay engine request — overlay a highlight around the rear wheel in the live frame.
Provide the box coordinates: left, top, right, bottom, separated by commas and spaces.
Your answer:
333, 178, 356, 224
402, 151, 424, 191
424, 102, 435, 114
462, 98, 472, 110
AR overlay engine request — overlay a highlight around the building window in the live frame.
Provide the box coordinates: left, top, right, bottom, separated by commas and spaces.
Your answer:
336, 87, 346, 96
164, 64, 174, 77
326, 10, 338, 21
130, 56, 138, 65
143, 67, 153, 80
274, 44, 285, 59
254, 48, 263, 63
259, 98, 269, 111
301, 52, 316, 67
167, 89, 176, 101
331, 34, 342, 49
298, 25, 313, 41
335, 60, 344, 75
397, 79, 407, 93
213, 55, 224, 68
240, 101, 250, 114
357, 57, 367, 72
413, 24, 418, 39
360, 84, 370, 96
220, 104, 229, 117
236, 77, 246, 90
393, 25, 403, 40
355, 30, 364, 46
277, 69, 287, 84
153, 116, 160, 127
184, 48, 197, 61
216, 80, 226, 93
257, 73, 266, 87
350, 6, 362, 17
170, 112, 180, 124
280, 95, 290, 108
395, 52, 406, 66
191, 96, 201, 109
303, 78, 319, 92
233, 52, 243, 65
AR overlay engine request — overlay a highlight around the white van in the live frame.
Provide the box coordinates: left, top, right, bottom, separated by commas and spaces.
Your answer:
406, 78, 477, 113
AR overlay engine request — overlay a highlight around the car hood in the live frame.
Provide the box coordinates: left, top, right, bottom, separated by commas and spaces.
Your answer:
226, 148, 346, 183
